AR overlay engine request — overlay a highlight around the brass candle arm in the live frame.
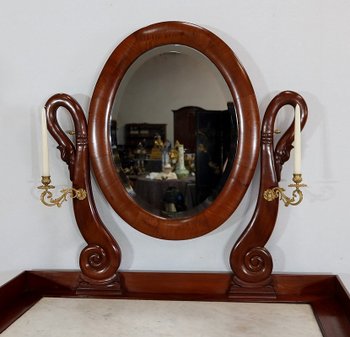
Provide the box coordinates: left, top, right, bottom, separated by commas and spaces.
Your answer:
263, 174, 307, 207
38, 176, 87, 207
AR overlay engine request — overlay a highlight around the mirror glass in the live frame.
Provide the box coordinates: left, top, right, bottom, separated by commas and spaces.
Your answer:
110, 45, 238, 217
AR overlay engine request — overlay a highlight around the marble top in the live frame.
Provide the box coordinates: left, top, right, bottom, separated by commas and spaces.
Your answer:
3, 297, 323, 337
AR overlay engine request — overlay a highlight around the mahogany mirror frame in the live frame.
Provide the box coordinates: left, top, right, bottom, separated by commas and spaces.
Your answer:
89, 21, 260, 240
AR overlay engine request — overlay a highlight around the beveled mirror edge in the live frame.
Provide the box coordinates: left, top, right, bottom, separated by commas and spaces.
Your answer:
88, 21, 260, 240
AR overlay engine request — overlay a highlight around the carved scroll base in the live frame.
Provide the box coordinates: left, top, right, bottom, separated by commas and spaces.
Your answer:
228, 246, 276, 299
228, 246, 275, 299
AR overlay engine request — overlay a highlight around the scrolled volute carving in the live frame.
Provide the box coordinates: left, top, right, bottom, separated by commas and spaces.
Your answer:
79, 244, 118, 283
80, 244, 107, 272
242, 247, 273, 281
231, 244, 274, 287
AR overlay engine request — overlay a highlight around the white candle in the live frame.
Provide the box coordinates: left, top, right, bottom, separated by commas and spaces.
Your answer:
294, 104, 301, 174
41, 107, 50, 176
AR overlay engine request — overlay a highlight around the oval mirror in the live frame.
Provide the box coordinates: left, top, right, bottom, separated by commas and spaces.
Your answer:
89, 22, 260, 240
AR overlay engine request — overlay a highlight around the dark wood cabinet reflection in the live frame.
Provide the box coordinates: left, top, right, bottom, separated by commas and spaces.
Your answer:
173, 103, 237, 204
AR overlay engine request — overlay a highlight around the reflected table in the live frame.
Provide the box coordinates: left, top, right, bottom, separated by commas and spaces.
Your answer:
132, 176, 196, 211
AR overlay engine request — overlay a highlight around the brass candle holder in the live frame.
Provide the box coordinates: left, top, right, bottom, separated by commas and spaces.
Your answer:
263, 174, 307, 207
38, 176, 87, 207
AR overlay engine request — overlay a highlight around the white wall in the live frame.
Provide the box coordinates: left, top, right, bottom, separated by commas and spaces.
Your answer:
1, 0, 349, 276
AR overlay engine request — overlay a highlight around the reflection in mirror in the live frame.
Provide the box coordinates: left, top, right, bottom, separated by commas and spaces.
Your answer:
111, 45, 238, 217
